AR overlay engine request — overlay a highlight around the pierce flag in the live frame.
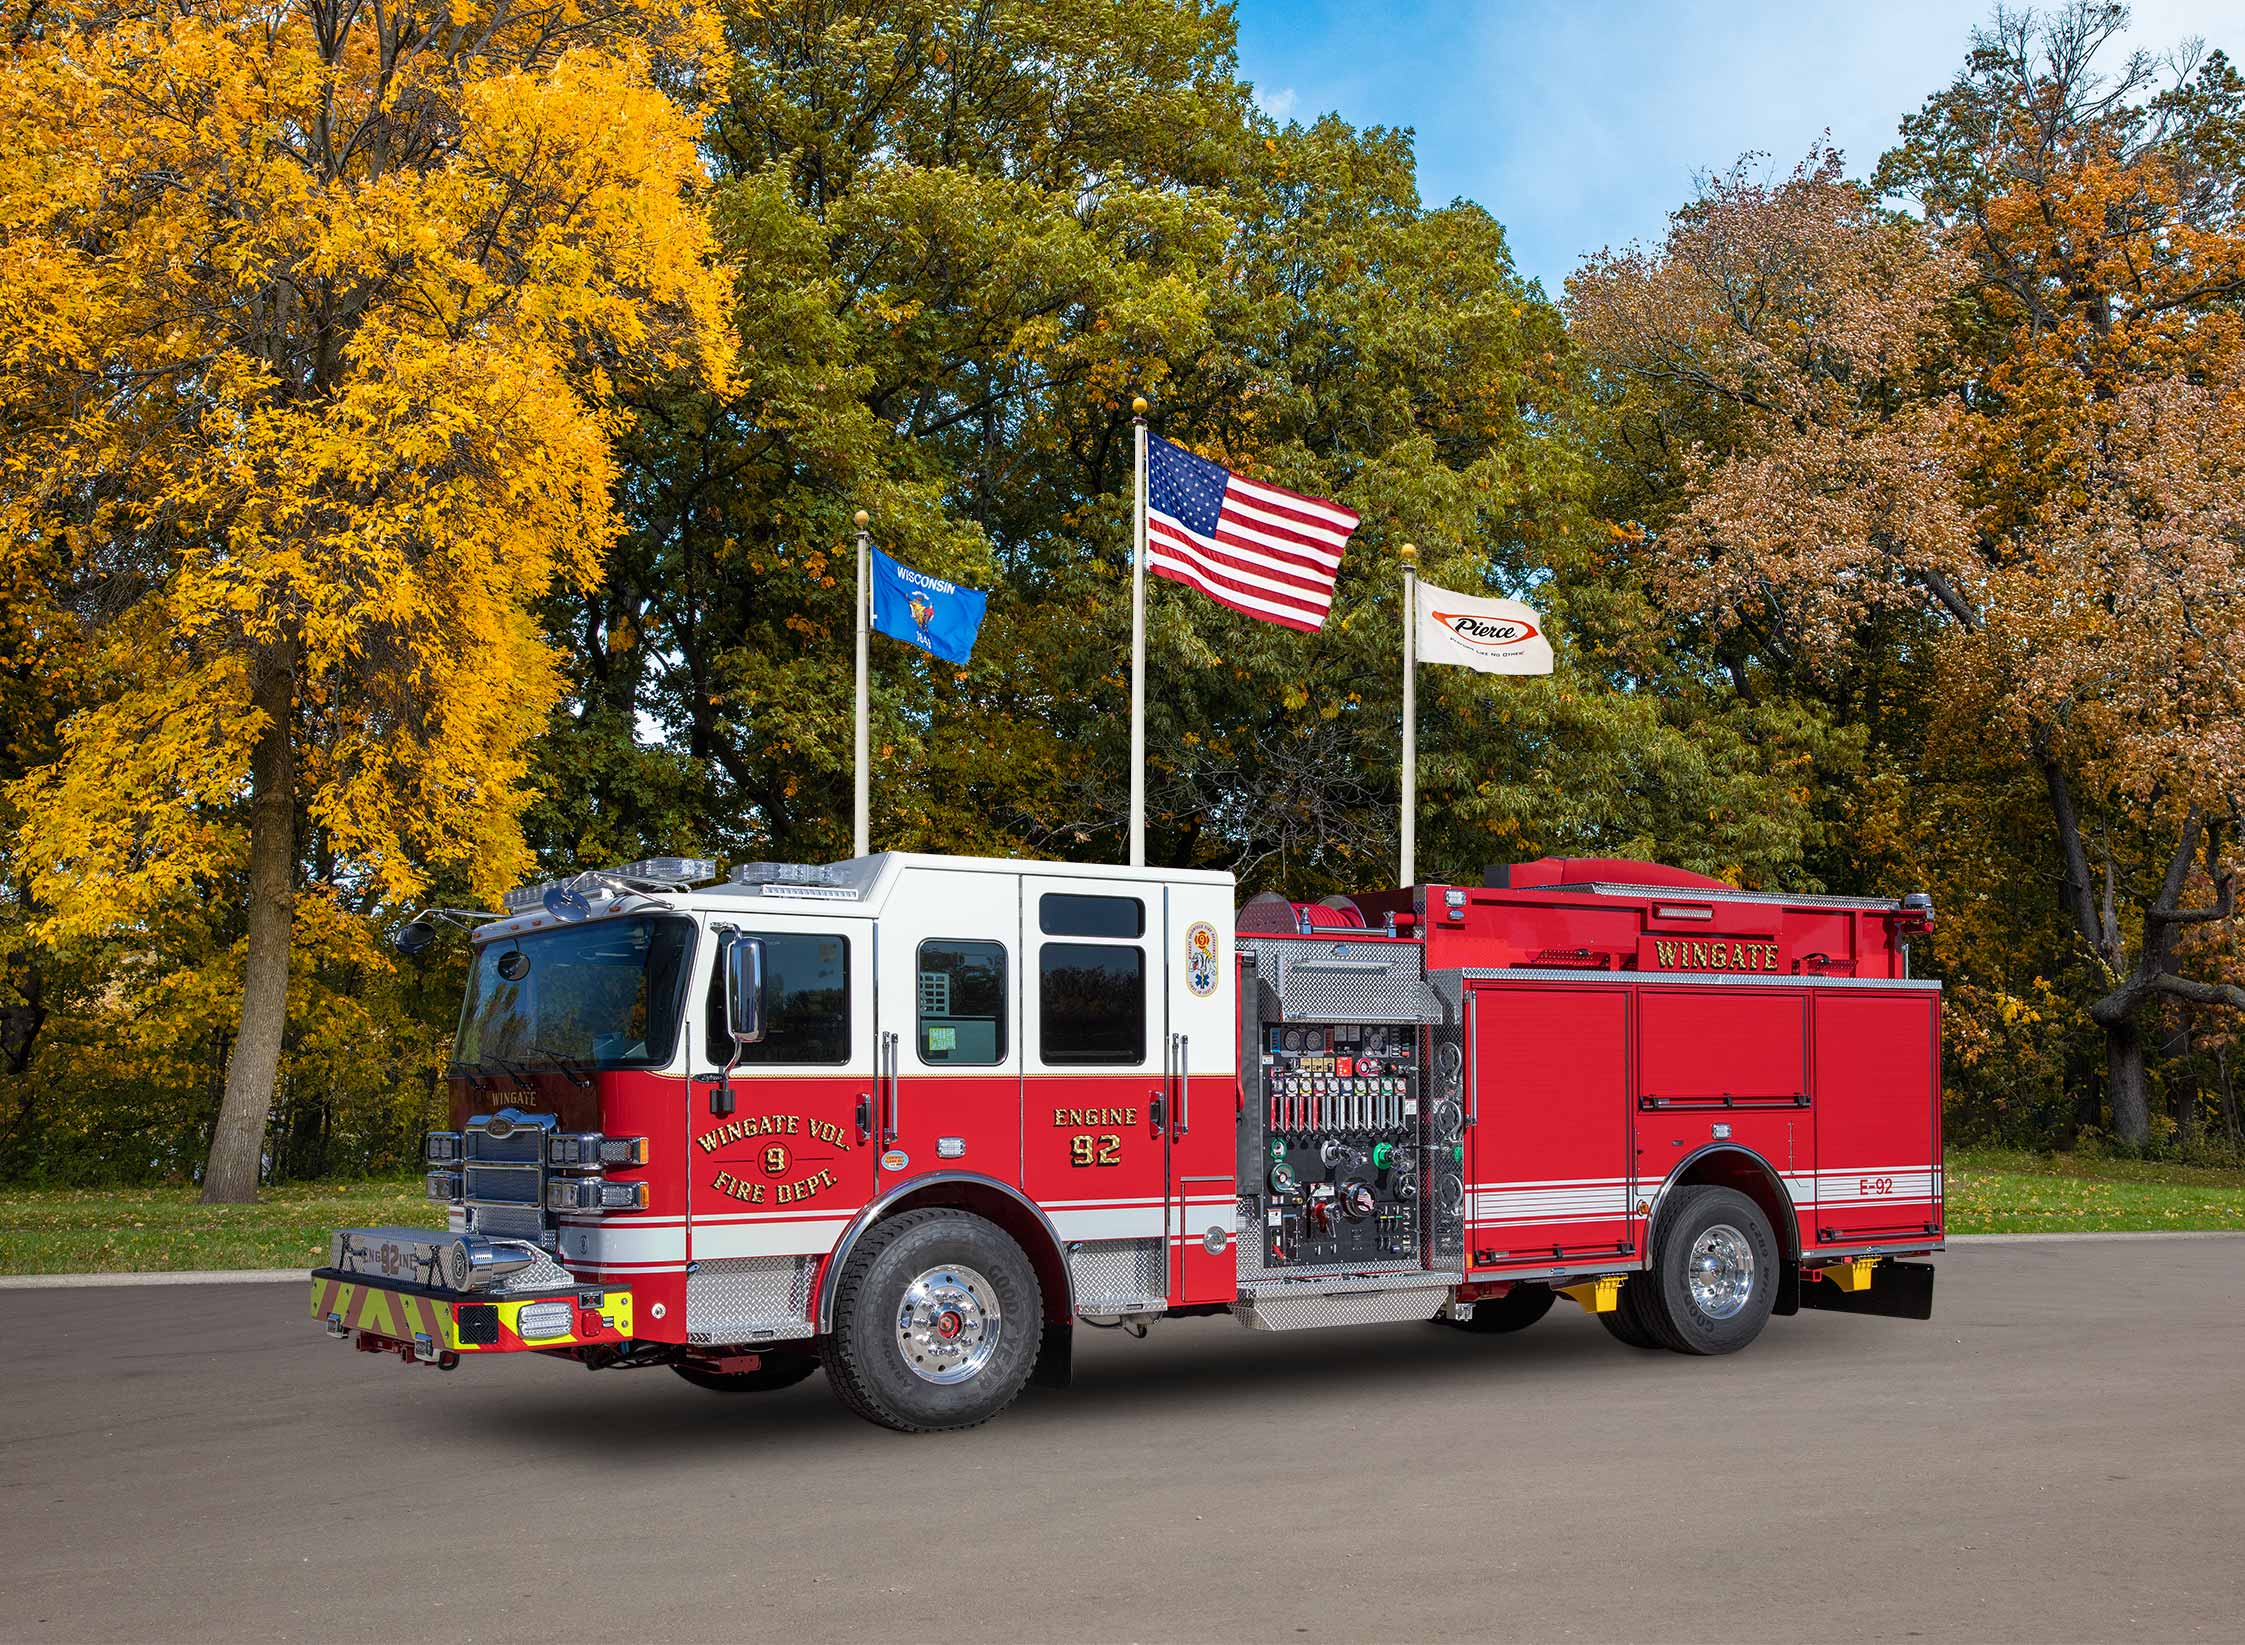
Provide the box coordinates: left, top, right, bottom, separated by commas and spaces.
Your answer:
1413, 579, 1553, 675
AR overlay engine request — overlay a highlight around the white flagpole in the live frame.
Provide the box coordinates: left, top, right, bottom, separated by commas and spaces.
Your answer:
853, 509, 870, 859
1130, 396, 1148, 867
1400, 541, 1417, 887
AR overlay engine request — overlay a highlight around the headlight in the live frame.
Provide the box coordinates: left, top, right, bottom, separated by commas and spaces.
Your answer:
425, 1170, 462, 1203
546, 1133, 648, 1169
425, 1132, 461, 1164
545, 1175, 648, 1213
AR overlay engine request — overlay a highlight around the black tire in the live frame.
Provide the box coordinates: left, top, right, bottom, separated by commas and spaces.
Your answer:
1636, 1185, 1780, 1355
1598, 1283, 1666, 1350
670, 1349, 820, 1394
824, 1208, 1042, 1433
1441, 1283, 1557, 1334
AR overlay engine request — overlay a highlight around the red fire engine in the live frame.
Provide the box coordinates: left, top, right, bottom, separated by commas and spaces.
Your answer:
313, 852, 1941, 1432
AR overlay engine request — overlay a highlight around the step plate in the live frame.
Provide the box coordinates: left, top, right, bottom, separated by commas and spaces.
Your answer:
1235, 1283, 1453, 1332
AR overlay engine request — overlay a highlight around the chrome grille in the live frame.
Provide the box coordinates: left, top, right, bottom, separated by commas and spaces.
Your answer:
469, 1204, 544, 1241
464, 1128, 542, 1164
463, 1164, 540, 1204
460, 1111, 558, 1246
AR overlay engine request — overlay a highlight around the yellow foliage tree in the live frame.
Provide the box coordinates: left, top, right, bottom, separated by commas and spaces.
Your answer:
0, 0, 733, 1199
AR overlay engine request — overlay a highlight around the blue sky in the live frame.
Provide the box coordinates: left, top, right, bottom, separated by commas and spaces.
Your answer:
1232, 0, 2237, 294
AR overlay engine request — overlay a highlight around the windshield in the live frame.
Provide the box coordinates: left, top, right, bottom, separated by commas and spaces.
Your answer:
454, 917, 695, 1072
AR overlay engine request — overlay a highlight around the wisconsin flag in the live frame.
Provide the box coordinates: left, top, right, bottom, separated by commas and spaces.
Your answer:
1414, 580, 1553, 675
870, 546, 987, 666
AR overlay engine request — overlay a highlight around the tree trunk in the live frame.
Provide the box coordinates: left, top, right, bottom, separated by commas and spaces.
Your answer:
200, 652, 297, 1204
2218, 1045, 2240, 1151
2105, 1017, 2149, 1147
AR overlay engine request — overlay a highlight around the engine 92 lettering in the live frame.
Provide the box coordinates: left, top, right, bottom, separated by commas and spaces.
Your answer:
1068, 1133, 1122, 1167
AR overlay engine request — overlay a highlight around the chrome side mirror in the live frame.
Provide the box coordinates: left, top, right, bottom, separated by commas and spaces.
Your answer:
712, 933, 765, 1118
724, 935, 766, 1047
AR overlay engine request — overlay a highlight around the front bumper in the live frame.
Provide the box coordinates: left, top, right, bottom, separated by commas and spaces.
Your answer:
311, 1227, 632, 1357
309, 1272, 634, 1355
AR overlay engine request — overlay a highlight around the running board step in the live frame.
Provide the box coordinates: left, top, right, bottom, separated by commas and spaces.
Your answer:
1234, 1276, 1460, 1332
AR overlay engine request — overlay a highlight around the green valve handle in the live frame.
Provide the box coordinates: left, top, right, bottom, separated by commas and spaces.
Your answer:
1271, 1139, 1286, 1161
1372, 1141, 1395, 1169
1451, 1143, 1465, 1165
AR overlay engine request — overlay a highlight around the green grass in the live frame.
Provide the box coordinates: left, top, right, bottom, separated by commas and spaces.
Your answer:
1, 1151, 2240, 1274
0, 1179, 437, 1275
1945, 1147, 2245, 1234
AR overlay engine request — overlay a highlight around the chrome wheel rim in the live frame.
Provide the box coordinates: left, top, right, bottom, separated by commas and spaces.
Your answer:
1687, 1224, 1755, 1321
895, 1263, 1001, 1384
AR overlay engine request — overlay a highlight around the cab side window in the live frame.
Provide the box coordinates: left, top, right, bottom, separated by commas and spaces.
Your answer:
917, 940, 1007, 1064
705, 932, 850, 1064
1036, 892, 1147, 1065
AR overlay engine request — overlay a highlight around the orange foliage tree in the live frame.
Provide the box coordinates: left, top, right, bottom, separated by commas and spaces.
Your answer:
0, 0, 733, 1198
1572, 4, 2245, 1143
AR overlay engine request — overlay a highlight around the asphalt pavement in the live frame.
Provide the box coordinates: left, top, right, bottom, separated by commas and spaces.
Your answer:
3, 1237, 2240, 1643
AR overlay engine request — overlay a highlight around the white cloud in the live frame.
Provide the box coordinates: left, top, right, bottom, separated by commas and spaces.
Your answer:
1261, 84, 1299, 122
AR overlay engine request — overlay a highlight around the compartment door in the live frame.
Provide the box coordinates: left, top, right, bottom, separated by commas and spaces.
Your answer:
1812, 991, 1942, 1246
1467, 985, 1633, 1269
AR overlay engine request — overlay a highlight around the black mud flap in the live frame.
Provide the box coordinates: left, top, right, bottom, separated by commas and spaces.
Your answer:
1773, 1260, 1801, 1316
1030, 1320, 1073, 1389
1798, 1259, 1936, 1320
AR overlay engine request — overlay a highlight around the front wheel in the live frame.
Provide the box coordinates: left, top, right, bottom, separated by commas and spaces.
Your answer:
824, 1208, 1042, 1433
1637, 1186, 1779, 1355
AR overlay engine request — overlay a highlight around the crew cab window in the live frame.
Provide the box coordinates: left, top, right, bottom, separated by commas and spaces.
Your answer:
704, 932, 850, 1064
1039, 942, 1145, 1065
1038, 893, 1144, 938
917, 940, 1007, 1064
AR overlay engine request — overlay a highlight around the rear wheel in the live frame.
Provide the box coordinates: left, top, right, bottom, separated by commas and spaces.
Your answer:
824, 1208, 1042, 1433
1597, 1283, 1665, 1350
1637, 1186, 1779, 1355
1442, 1283, 1556, 1334
671, 1349, 820, 1394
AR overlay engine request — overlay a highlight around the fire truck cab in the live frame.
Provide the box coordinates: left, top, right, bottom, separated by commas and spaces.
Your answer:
314, 851, 1941, 1432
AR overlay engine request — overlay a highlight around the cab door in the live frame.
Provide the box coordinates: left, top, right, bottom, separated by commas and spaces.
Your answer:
1022, 875, 1167, 1308
1162, 879, 1237, 1305
872, 869, 1023, 1194
686, 918, 876, 1264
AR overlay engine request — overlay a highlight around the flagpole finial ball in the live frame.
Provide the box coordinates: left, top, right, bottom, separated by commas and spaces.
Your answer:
1132, 396, 1148, 416
853, 510, 869, 528
1400, 541, 1417, 563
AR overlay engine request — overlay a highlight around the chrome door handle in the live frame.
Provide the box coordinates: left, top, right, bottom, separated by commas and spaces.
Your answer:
1465, 996, 1479, 1130
880, 1031, 900, 1145
1172, 1033, 1190, 1137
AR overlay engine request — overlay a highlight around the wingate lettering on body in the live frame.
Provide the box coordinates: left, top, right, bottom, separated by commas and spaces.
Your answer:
696, 1113, 855, 1152
1640, 937, 1784, 972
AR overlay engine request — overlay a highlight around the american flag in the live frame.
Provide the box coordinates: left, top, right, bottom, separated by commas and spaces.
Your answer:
1145, 434, 1359, 632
